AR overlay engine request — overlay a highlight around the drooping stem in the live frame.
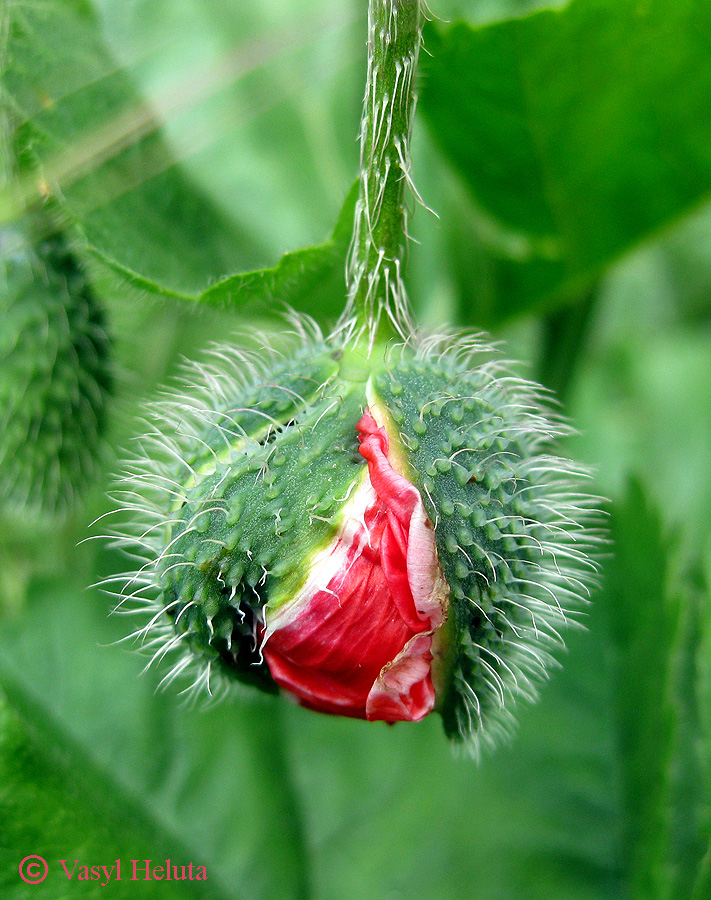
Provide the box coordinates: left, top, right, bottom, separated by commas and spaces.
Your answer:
339, 0, 422, 347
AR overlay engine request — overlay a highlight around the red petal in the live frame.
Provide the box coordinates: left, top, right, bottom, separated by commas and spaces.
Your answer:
261, 408, 448, 722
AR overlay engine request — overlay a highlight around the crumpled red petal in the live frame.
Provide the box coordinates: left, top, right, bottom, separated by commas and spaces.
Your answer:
261, 408, 448, 722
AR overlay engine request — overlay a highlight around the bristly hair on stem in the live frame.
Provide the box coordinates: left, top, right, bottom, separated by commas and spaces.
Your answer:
339, 0, 423, 350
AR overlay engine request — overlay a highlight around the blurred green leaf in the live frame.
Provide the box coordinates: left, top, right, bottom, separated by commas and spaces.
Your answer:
432, 0, 569, 24
693, 854, 711, 900
420, 0, 711, 325
536, 287, 598, 401
0, 691, 210, 900
93, 0, 363, 265
164, 180, 357, 321
279, 579, 622, 900
3, 0, 355, 321
569, 294, 711, 554
4, 0, 252, 292
0, 575, 310, 900
691, 550, 711, 899
607, 479, 680, 899
1, 529, 625, 900
666, 569, 709, 900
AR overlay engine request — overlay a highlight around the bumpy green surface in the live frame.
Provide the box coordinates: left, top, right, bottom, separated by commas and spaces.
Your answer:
0, 218, 112, 515
372, 348, 592, 742
150, 345, 367, 691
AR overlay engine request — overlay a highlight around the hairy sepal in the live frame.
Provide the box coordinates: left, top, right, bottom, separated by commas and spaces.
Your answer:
369, 338, 602, 751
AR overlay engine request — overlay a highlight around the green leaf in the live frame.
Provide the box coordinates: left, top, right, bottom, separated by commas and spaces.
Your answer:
568, 274, 711, 552
666, 569, 710, 900
691, 550, 711, 900
0, 691, 210, 900
3, 1, 252, 292
2, 0, 355, 320
606, 479, 681, 900
693, 853, 711, 900
100, 180, 358, 322
420, 0, 711, 325
279, 580, 622, 900
536, 286, 598, 401
432, 0, 569, 25
0, 574, 311, 900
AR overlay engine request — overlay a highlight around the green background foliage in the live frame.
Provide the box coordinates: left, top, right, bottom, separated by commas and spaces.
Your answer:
1, 0, 711, 898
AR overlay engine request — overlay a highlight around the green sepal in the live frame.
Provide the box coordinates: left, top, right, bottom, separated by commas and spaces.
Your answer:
154, 347, 369, 691
370, 345, 597, 744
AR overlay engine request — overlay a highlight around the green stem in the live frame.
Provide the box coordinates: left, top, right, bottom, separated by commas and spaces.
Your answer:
339, 0, 422, 346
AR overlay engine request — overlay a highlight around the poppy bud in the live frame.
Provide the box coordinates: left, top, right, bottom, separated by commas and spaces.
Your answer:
110, 323, 600, 748
0, 220, 112, 516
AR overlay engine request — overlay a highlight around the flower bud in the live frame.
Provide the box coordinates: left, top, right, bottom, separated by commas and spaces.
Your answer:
111, 322, 600, 747
0, 220, 112, 516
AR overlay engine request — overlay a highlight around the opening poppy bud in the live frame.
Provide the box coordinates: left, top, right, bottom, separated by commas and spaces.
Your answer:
109, 325, 600, 748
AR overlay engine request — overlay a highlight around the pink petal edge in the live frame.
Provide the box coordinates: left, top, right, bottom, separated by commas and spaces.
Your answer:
358, 410, 448, 721
261, 408, 449, 723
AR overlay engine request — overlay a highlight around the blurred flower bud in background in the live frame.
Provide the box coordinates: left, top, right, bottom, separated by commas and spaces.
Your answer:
0, 216, 112, 517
